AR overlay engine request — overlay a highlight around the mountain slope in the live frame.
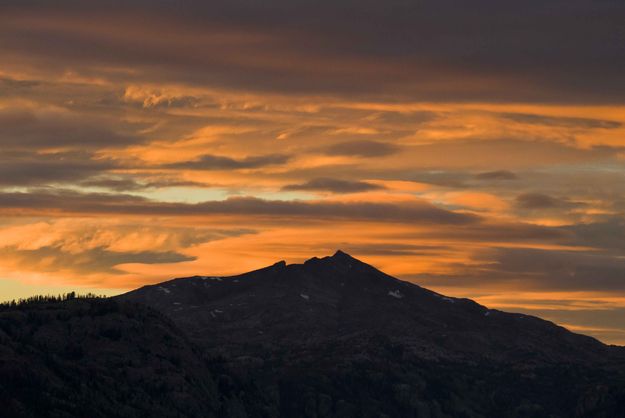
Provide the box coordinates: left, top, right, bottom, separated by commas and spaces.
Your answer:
120, 250, 612, 362
118, 251, 625, 417
0, 297, 248, 418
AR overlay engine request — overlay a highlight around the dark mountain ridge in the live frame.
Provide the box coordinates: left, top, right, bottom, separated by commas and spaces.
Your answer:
117, 251, 625, 417
120, 250, 616, 364
2, 251, 625, 417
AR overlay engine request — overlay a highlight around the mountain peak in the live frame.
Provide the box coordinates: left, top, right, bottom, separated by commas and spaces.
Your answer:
328, 250, 372, 268
304, 250, 362, 268
273, 260, 287, 268
331, 249, 353, 259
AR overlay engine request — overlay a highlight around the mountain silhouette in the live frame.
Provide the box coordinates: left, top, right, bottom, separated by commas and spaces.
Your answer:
2, 251, 625, 417
121, 250, 612, 363
118, 251, 625, 417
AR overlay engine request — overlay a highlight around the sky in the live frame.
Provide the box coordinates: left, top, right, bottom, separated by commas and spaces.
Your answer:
1, 0, 625, 344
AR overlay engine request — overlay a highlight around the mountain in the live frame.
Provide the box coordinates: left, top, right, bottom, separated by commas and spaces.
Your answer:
120, 250, 609, 362
2, 251, 625, 417
0, 296, 247, 418
118, 251, 625, 417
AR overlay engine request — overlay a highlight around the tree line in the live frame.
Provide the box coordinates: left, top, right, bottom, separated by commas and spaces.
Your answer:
0, 292, 106, 310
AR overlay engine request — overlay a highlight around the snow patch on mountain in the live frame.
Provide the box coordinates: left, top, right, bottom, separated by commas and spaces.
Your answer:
210, 309, 224, 318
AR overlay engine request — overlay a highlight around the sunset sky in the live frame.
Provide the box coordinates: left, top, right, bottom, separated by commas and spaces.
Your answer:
1, 1, 625, 343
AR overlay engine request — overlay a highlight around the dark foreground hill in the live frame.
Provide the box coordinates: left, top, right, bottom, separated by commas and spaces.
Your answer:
2, 251, 625, 417
0, 297, 249, 418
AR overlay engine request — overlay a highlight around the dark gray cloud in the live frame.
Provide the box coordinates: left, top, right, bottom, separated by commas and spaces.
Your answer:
0, 109, 142, 150
562, 217, 625, 253
0, 151, 116, 186
411, 171, 469, 188
282, 177, 384, 193
0, 189, 479, 224
475, 170, 518, 180
322, 140, 399, 157
80, 177, 160, 191
163, 154, 290, 170
416, 216, 625, 254
0, 245, 194, 275
81, 177, 207, 191
516, 193, 560, 208
3, 1, 625, 102
401, 221, 569, 243
0, 76, 40, 93
515, 192, 582, 209
401, 169, 514, 189
365, 111, 438, 125
499, 113, 622, 129
489, 247, 625, 291
414, 246, 625, 291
